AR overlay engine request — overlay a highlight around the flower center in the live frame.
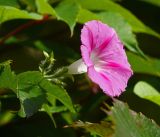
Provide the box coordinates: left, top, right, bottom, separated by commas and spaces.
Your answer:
90, 51, 104, 72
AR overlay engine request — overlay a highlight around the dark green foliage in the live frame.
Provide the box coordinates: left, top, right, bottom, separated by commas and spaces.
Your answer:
0, 0, 160, 137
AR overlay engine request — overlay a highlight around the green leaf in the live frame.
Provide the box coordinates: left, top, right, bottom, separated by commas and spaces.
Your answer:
36, 0, 56, 16
36, 0, 80, 34
0, 111, 15, 126
0, 68, 46, 117
42, 104, 57, 127
0, 60, 12, 66
17, 71, 47, 117
68, 120, 114, 137
41, 104, 68, 113
20, 0, 36, 11
40, 79, 75, 113
127, 52, 160, 77
0, 0, 19, 7
112, 100, 160, 137
41, 104, 68, 127
77, 8, 99, 23
98, 12, 144, 55
134, 81, 160, 106
0, 6, 42, 24
138, 0, 160, 7
15, 70, 75, 117
0, 63, 16, 91
78, 0, 160, 38
55, 0, 80, 35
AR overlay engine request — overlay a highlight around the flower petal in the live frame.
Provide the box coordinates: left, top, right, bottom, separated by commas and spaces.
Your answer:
81, 20, 114, 51
80, 20, 133, 97
80, 45, 93, 67
88, 64, 132, 96
87, 66, 119, 97
101, 62, 132, 96
97, 33, 130, 68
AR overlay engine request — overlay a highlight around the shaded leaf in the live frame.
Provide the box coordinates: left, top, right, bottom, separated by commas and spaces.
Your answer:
78, 0, 160, 38
134, 81, 160, 106
68, 120, 114, 137
18, 93, 46, 117
42, 104, 57, 127
41, 103, 68, 127
112, 100, 160, 137
33, 40, 80, 62
11, 70, 74, 117
127, 52, 160, 77
0, 0, 19, 7
0, 63, 16, 91
17, 71, 46, 117
138, 0, 160, 7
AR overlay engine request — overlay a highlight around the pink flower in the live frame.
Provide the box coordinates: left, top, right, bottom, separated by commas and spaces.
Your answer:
68, 20, 133, 97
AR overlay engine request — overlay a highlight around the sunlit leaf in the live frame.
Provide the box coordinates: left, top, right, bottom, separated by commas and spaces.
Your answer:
55, 0, 80, 35
0, 6, 42, 24
36, 0, 56, 16
0, 111, 15, 126
40, 79, 75, 113
41, 104, 68, 113
77, 8, 99, 23
134, 81, 160, 106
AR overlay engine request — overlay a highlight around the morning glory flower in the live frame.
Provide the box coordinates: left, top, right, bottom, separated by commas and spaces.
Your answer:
68, 20, 133, 97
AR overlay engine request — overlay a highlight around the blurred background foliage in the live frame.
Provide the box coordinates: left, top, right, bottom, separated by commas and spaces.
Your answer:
0, 0, 160, 137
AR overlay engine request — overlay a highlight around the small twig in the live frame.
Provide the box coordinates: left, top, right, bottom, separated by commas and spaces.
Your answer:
0, 14, 49, 45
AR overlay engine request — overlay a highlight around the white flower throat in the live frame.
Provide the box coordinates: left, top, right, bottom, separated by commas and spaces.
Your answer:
68, 51, 104, 74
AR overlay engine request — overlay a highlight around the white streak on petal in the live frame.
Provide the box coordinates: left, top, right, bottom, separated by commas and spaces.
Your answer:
68, 59, 87, 74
